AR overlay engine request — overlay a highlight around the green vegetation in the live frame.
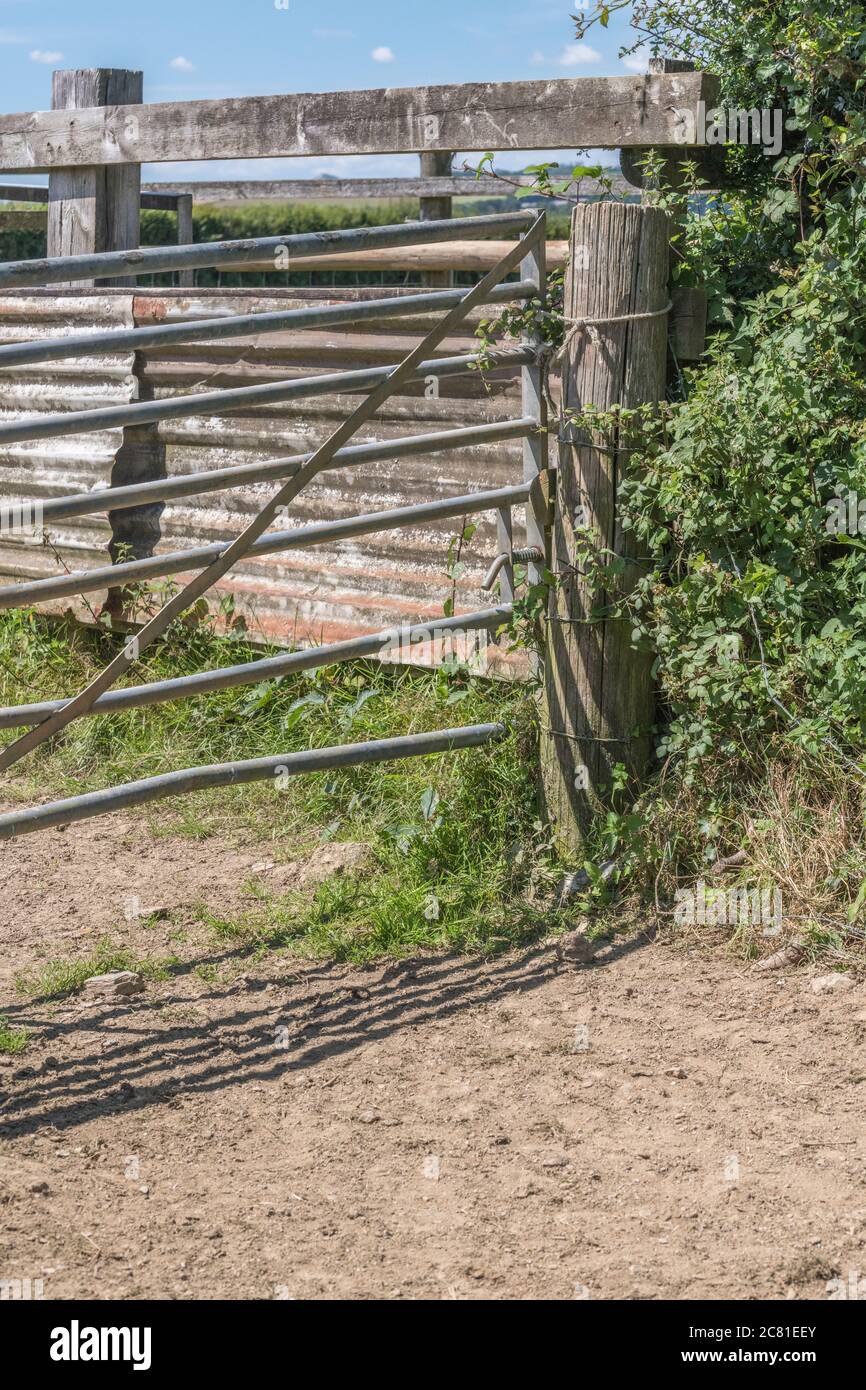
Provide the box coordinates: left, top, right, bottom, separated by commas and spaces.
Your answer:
14, 938, 180, 1001
554, 0, 866, 935
0, 1017, 28, 1054
0, 605, 565, 962
471, 2, 866, 947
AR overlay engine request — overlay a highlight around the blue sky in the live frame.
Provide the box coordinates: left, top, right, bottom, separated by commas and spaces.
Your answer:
0, 0, 647, 182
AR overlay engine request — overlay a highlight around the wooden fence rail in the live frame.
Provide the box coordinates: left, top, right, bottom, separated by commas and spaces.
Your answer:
0, 73, 718, 173
1, 176, 633, 206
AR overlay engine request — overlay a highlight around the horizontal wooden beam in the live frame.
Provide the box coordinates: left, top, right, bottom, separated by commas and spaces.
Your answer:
0, 73, 718, 173
2, 175, 635, 208
239, 240, 569, 274
141, 175, 632, 202
0, 183, 50, 203
2, 176, 636, 207
0, 232, 567, 272
0, 181, 178, 209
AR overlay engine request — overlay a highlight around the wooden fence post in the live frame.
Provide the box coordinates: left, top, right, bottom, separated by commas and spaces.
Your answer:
175, 193, 195, 288
620, 57, 723, 196
621, 60, 709, 372
540, 201, 670, 852
48, 68, 143, 287
419, 150, 454, 287
521, 233, 550, 590
46, 68, 165, 616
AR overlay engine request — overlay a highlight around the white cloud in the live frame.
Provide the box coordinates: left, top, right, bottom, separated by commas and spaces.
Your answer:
529, 50, 545, 67
558, 43, 601, 67
29, 49, 64, 64
622, 48, 651, 74
169, 56, 195, 72
371, 46, 395, 63
0, 31, 31, 46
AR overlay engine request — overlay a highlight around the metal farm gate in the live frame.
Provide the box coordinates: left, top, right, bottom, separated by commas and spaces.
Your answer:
0, 211, 550, 839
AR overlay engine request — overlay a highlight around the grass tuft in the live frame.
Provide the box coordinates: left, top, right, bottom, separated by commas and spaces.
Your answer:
0, 1018, 28, 1054
15, 939, 180, 1001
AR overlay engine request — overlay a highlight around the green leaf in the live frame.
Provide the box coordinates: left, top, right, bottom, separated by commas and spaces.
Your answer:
848, 877, 866, 925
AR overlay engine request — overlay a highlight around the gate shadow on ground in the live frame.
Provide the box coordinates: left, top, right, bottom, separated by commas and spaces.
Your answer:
0, 927, 654, 1141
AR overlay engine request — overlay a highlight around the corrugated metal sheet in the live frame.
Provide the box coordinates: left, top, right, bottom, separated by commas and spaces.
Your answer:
0, 286, 531, 673
0, 292, 137, 614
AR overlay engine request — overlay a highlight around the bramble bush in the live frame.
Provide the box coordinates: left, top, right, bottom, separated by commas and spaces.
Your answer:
564, 0, 866, 914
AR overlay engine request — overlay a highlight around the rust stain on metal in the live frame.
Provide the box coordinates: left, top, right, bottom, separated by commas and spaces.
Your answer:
132, 294, 168, 321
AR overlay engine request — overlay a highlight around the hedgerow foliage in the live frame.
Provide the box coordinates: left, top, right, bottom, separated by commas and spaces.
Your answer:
576, 1, 866, 784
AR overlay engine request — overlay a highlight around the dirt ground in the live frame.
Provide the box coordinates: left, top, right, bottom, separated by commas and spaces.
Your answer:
1, 812, 865, 1302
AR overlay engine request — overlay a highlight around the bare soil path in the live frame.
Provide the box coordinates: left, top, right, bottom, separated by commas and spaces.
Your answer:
1, 814, 864, 1301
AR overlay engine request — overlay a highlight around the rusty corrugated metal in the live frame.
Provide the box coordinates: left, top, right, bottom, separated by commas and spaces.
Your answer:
0, 292, 137, 618
136, 288, 528, 669
0, 286, 531, 673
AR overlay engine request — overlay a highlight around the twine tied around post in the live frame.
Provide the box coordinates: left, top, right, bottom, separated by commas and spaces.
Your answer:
540, 300, 672, 421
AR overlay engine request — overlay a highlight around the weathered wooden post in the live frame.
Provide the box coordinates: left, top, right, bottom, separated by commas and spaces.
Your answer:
46, 68, 165, 616
175, 193, 195, 288
48, 68, 143, 287
621, 58, 709, 369
419, 151, 454, 288
540, 201, 670, 852
521, 231, 550, 588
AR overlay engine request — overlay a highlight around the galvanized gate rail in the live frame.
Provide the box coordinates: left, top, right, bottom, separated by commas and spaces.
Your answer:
0, 210, 549, 838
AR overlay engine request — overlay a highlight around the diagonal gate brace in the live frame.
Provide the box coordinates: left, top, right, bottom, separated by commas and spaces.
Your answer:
0, 216, 545, 776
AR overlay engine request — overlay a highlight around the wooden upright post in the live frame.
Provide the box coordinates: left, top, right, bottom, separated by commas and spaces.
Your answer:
419, 151, 454, 287
521, 231, 550, 590
46, 68, 163, 614
175, 193, 195, 288
540, 202, 670, 852
620, 57, 723, 196
48, 68, 143, 287
621, 58, 709, 371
